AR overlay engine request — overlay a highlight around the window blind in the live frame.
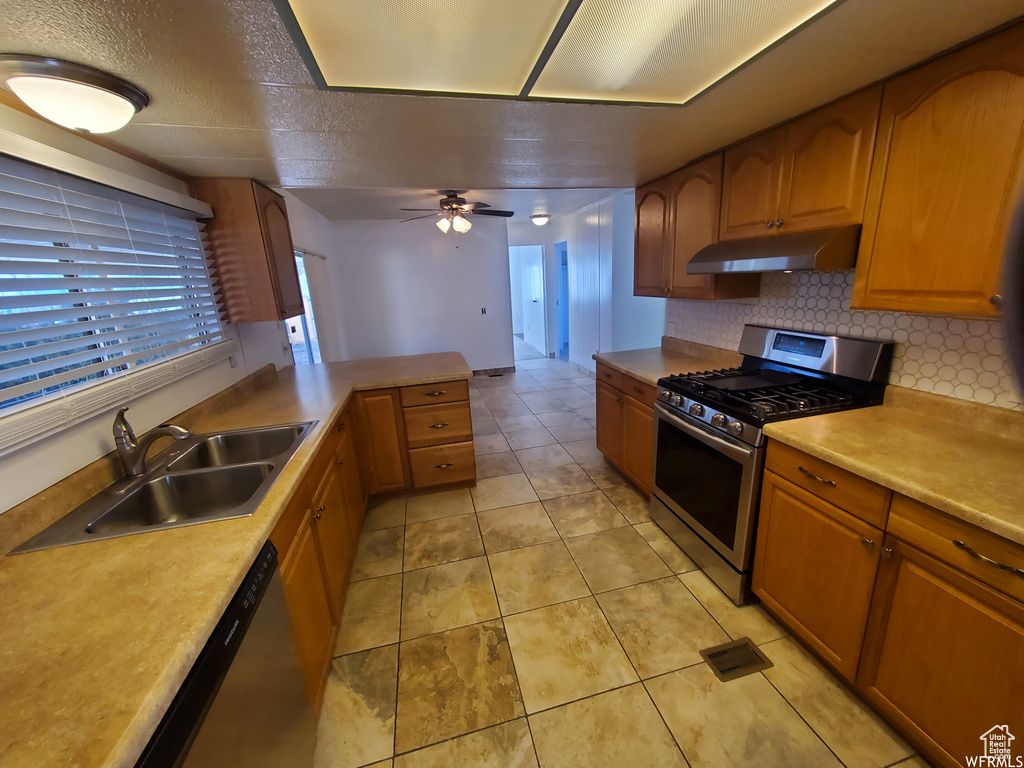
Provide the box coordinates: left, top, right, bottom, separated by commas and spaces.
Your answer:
0, 153, 225, 414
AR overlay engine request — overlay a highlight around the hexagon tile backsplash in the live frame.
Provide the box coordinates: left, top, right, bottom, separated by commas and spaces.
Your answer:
665, 270, 1022, 411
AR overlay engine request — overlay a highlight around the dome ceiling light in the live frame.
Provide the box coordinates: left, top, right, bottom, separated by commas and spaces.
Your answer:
531, 214, 551, 226
0, 55, 149, 133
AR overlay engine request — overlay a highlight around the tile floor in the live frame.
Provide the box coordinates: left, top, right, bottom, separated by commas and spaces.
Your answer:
315, 358, 925, 768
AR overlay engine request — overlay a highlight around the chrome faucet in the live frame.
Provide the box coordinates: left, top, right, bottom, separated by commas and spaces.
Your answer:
113, 406, 193, 477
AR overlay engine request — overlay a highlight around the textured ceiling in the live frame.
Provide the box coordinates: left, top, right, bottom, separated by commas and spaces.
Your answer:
287, 187, 623, 221
0, 0, 1022, 220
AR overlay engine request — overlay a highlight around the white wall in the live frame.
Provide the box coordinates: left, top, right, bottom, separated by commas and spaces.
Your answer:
609, 192, 667, 350
320, 218, 515, 371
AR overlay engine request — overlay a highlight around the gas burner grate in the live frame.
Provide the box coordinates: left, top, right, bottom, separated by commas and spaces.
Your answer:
700, 637, 774, 682
727, 384, 853, 417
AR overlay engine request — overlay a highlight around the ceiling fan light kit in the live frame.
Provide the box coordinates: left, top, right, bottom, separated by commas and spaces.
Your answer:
400, 190, 514, 234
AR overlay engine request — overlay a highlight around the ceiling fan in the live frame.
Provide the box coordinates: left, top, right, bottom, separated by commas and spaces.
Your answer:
400, 190, 514, 233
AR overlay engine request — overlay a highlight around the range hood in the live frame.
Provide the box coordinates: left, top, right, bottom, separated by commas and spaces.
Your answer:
687, 224, 861, 275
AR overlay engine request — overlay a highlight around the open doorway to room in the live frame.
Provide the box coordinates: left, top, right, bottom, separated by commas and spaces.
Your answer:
555, 241, 569, 361
508, 245, 547, 362
286, 251, 322, 365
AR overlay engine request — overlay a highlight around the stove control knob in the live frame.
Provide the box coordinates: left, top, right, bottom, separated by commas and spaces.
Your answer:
726, 420, 744, 437
688, 403, 705, 417
670, 395, 682, 407
710, 413, 727, 428
657, 389, 672, 402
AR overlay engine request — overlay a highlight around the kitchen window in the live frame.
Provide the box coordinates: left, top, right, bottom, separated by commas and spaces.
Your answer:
0, 153, 232, 451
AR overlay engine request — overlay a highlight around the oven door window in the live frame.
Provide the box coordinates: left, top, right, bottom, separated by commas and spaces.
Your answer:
655, 418, 744, 549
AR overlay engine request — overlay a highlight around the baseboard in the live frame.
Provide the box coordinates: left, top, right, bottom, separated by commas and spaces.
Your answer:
472, 366, 516, 376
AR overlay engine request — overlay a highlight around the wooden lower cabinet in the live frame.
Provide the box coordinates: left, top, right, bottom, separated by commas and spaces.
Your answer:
857, 536, 1024, 768
356, 389, 410, 494
335, 426, 365, 538
595, 369, 654, 496
753, 470, 882, 680
622, 396, 654, 496
310, 465, 353, 622
596, 381, 625, 465
279, 509, 336, 709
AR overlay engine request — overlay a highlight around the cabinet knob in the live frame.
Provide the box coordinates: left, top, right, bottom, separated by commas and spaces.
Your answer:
881, 547, 893, 558
337, 458, 344, 465
990, 294, 1003, 308
775, 219, 785, 228
765, 221, 774, 229
861, 539, 875, 550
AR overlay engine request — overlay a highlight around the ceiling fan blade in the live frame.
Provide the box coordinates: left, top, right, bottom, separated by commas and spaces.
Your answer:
400, 213, 440, 223
470, 209, 515, 218
400, 208, 441, 212
462, 202, 491, 210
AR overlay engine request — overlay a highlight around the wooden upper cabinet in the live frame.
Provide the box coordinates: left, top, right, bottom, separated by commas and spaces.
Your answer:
720, 128, 785, 240
634, 181, 671, 296
191, 178, 304, 323
852, 24, 1024, 316
668, 154, 762, 301
778, 85, 882, 232
253, 183, 305, 320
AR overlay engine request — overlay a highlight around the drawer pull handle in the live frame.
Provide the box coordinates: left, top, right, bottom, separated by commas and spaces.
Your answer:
337, 458, 344, 465
314, 505, 324, 520
336, 422, 345, 432
862, 539, 874, 550
953, 540, 1024, 578
428, 422, 450, 429
603, 372, 612, 378
633, 387, 645, 395
435, 462, 453, 469
425, 390, 446, 397
797, 466, 836, 487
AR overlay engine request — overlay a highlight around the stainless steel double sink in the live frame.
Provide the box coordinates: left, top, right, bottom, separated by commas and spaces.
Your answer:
13, 422, 316, 554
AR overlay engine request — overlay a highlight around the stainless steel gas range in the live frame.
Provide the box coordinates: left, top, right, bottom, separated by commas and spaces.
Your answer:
650, 325, 894, 605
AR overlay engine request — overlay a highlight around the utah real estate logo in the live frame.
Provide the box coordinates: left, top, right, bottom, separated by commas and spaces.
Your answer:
967, 726, 1022, 767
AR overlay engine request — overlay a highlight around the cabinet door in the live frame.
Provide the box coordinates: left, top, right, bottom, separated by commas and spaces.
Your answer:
356, 389, 410, 495
311, 467, 353, 621
777, 86, 882, 233
720, 128, 785, 240
858, 537, 1024, 768
335, 426, 365, 538
622, 396, 654, 496
753, 471, 882, 681
253, 182, 304, 320
634, 182, 671, 296
668, 155, 721, 300
852, 25, 1024, 316
279, 511, 336, 709
596, 381, 625, 466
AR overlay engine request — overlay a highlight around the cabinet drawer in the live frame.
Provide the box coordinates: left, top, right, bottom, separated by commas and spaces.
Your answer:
404, 402, 473, 448
621, 374, 655, 407
400, 379, 469, 407
888, 495, 1024, 604
408, 441, 476, 488
596, 364, 622, 390
766, 441, 892, 527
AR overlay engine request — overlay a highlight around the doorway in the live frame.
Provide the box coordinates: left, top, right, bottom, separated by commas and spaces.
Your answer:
556, 241, 569, 361
287, 251, 322, 365
508, 245, 547, 360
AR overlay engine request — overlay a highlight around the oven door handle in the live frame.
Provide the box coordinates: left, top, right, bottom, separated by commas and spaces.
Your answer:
655, 404, 756, 463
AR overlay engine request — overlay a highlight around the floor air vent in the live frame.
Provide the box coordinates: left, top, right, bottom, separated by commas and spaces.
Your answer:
699, 638, 773, 682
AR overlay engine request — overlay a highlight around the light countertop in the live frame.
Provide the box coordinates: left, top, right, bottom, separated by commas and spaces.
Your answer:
596, 341, 1024, 546
0, 352, 471, 768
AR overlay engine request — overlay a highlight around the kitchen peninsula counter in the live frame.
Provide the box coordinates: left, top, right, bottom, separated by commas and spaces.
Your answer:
0, 352, 471, 768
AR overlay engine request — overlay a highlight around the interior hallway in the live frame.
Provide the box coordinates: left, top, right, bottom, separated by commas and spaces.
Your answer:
313, 360, 925, 768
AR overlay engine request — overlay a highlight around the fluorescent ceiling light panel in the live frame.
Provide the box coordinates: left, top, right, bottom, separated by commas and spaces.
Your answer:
530, 0, 841, 104
285, 0, 569, 95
